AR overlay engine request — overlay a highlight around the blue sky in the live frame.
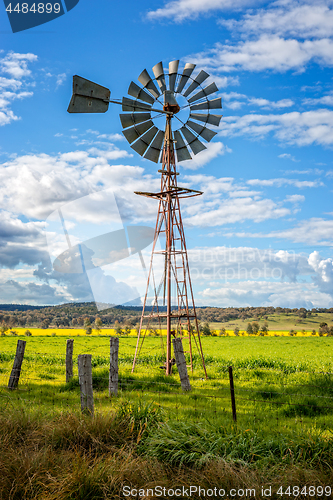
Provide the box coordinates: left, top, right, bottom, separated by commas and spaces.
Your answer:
1, 0, 333, 309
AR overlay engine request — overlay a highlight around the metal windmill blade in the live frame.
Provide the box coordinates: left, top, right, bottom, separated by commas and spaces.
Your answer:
119, 60, 223, 163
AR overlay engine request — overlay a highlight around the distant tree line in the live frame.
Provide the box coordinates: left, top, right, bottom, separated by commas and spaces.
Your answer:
0, 303, 333, 331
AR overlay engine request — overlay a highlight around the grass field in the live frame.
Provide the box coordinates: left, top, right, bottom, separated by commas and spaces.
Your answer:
1, 334, 333, 498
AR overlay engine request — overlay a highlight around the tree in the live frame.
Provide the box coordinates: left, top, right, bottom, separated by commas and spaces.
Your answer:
252, 322, 259, 335
115, 325, 122, 336
84, 317, 92, 335
202, 322, 211, 336
233, 327, 239, 336
218, 328, 226, 336
246, 323, 253, 335
259, 322, 268, 336
95, 317, 103, 331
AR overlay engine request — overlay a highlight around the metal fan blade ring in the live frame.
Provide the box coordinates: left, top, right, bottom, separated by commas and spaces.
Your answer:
190, 97, 222, 111
186, 120, 217, 142
130, 126, 158, 156
180, 126, 207, 155
168, 60, 179, 92
183, 70, 210, 98
120, 112, 152, 129
143, 130, 165, 163
128, 81, 155, 105
138, 69, 161, 98
176, 63, 196, 94
122, 120, 155, 144
189, 113, 222, 127
152, 62, 167, 93
187, 82, 218, 104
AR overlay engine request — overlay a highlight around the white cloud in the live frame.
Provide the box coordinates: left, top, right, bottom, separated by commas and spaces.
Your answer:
220, 2, 333, 39
179, 141, 231, 170
219, 110, 333, 146
227, 217, 333, 246
184, 196, 290, 227
198, 281, 332, 308
0, 52, 37, 126
0, 52, 37, 78
284, 194, 305, 204
192, 36, 333, 73
0, 147, 153, 220
248, 97, 294, 109
303, 92, 333, 106
146, 0, 262, 22
308, 250, 333, 296
278, 153, 299, 162
56, 73, 66, 87
247, 178, 323, 188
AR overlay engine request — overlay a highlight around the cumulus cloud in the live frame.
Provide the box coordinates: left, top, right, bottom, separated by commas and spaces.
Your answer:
187, 245, 333, 308
222, 92, 294, 110
227, 218, 333, 246
219, 110, 333, 146
198, 281, 332, 308
0, 147, 153, 220
179, 141, 231, 170
192, 36, 333, 73
220, 1, 333, 39
303, 91, 333, 107
0, 52, 36, 126
308, 250, 333, 295
247, 178, 323, 188
146, 0, 262, 22
278, 153, 299, 162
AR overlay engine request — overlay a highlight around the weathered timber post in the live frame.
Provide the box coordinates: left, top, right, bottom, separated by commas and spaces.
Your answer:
66, 339, 74, 383
109, 337, 119, 396
228, 366, 237, 422
173, 337, 191, 391
8, 339, 26, 389
77, 354, 94, 415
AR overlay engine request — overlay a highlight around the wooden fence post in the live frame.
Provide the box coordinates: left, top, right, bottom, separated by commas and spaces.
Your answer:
109, 337, 119, 396
228, 366, 237, 422
77, 354, 94, 416
66, 339, 74, 383
173, 337, 191, 391
8, 339, 26, 390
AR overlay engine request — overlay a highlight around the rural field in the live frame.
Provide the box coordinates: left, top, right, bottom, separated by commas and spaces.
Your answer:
0, 332, 333, 499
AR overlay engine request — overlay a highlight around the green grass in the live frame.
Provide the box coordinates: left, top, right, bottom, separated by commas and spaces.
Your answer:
1, 335, 333, 498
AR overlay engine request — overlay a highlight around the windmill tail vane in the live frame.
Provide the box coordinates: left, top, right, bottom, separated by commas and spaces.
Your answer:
67, 60, 223, 377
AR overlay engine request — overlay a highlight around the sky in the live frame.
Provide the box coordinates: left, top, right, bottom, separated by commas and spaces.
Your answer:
0, 0, 333, 309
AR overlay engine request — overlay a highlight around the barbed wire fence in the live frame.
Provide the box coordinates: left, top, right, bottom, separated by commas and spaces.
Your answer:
0, 337, 333, 432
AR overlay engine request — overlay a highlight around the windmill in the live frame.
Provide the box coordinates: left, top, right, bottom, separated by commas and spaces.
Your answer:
68, 60, 222, 376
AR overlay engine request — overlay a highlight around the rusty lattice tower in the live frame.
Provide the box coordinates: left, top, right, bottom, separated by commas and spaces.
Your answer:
67, 59, 223, 376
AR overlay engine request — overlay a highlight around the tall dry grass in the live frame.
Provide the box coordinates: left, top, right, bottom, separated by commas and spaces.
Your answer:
0, 405, 332, 499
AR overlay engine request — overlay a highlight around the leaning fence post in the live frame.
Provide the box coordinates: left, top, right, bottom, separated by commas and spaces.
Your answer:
109, 337, 119, 396
77, 354, 94, 416
173, 337, 191, 391
66, 339, 74, 383
8, 339, 26, 390
228, 366, 237, 422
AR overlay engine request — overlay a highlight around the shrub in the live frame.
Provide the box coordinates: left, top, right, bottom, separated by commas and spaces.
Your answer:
10, 330, 18, 336
24, 330, 32, 336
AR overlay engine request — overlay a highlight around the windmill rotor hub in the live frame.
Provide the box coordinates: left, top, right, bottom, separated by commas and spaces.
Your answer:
163, 102, 180, 114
